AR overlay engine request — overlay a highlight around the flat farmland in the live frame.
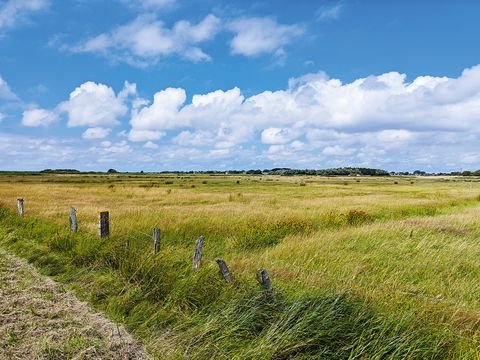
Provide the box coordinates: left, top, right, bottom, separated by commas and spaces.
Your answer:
1, 174, 480, 359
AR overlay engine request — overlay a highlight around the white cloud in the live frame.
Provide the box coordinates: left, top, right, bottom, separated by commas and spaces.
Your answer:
316, 3, 344, 21
460, 152, 480, 164
0, 0, 49, 33
72, 14, 221, 65
128, 129, 165, 142
130, 86, 252, 145
82, 127, 112, 139
60, 81, 128, 127
103, 140, 131, 154
121, 64, 480, 170
261, 127, 302, 145
8, 64, 480, 171
21, 107, 58, 127
129, 87, 186, 139
119, 80, 138, 99
0, 75, 17, 100
172, 130, 214, 146
143, 141, 159, 149
322, 145, 355, 156
228, 17, 304, 57
0, 133, 75, 170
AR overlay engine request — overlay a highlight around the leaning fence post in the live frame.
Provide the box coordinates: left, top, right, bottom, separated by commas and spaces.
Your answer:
256, 268, 272, 290
69, 207, 78, 232
215, 259, 232, 283
192, 236, 205, 270
153, 228, 161, 254
17, 198, 24, 217
98, 211, 110, 238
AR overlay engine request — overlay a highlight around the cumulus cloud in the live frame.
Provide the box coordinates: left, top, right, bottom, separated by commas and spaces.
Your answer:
261, 127, 303, 145
0, 75, 17, 100
21, 108, 58, 127
8, 65, 480, 171
130, 87, 186, 133
122, 64, 480, 170
82, 127, 112, 139
60, 81, 128, 127
0, 0, 49, 33
19, 81, 133, 130
129, 86, 251, 144
71, 14, 221, 66
228, 17, 304, 57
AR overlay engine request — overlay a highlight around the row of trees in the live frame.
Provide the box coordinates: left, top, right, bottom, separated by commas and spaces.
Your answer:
36, 167, 390, 176
22, 168, 480, 177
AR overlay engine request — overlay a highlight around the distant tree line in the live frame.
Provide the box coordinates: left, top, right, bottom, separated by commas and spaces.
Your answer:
258, 167, 391, 176
4, 167, 479, 177
39, 169, 81, 174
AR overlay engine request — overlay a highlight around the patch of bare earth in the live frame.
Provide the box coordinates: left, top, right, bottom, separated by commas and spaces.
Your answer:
0, 249, 151, 359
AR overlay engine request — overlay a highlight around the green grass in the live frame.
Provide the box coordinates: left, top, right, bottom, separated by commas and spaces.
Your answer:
1, 174, 480, 358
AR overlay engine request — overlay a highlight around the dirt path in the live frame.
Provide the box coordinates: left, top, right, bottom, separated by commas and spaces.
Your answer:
0, 249, 151, 359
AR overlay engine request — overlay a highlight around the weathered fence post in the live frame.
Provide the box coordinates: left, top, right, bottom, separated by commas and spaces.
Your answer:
192, 235, 204, 270
17, 198, 24, 217
256, 268, 272, 290
98, 211, 109, 238
215, 258, 232, 283
153, 228, 161, 254
69, 207, 77, 232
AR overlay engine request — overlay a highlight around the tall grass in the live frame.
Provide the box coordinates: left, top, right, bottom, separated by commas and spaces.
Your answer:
1, 174, 480, 358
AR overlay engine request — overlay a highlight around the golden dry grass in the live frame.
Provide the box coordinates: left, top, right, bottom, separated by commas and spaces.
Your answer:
2, 173, 480, 358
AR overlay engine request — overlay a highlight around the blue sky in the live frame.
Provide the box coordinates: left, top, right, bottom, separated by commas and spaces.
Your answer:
1, 0, 480, 171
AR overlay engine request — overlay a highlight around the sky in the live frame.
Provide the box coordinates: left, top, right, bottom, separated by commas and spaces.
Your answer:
1, 0, 480, 172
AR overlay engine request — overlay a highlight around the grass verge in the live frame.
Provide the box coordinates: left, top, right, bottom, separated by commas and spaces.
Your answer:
0, 205, 476, 359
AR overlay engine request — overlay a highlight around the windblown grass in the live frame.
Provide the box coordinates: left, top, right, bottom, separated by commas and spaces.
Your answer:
1, 174, 480, 358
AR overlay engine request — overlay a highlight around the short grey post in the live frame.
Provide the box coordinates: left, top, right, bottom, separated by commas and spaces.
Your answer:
192, 235, 205, 270
256, 268, 272, 290
215, 259, 232, 283
98, 211, 110, 238
17, 198, 24, 217
69, 207, 78, 232
153, 228, 161, 254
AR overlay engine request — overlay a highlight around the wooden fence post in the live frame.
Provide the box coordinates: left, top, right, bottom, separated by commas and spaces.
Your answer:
256, 268, 272, 290
69, 207, 78, 232
98, 211, 109, 238
215, 259, 232, 283
17, 198, 24, 217
153, 228, 161, 254
192, 235, 204, 270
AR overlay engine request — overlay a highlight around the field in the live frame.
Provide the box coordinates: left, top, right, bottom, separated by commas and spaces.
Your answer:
1, 173, 480, 359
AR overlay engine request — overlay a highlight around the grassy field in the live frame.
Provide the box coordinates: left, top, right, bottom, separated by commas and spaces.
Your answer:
1, 173, 480, 358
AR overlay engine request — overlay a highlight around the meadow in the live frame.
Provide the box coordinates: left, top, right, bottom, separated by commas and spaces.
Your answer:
1, 173, 480, 359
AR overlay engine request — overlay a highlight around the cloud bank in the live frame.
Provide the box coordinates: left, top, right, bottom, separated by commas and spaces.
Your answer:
4, 65, 480, 171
